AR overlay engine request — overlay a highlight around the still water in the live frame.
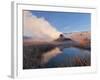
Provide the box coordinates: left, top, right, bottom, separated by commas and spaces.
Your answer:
42, 47, 90, 68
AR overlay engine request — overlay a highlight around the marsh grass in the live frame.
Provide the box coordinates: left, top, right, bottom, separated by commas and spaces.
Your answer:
23, 41, 90, 69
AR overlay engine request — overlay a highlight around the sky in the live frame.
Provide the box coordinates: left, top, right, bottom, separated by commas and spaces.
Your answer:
30, 10, 91, 33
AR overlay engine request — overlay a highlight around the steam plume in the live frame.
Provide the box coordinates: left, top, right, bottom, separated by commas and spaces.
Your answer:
23, 11, 61, 41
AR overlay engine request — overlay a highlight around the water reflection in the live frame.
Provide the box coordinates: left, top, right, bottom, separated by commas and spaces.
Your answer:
23, 43, 90, 69
41, 47, 62, 64
41, 47, 90, 68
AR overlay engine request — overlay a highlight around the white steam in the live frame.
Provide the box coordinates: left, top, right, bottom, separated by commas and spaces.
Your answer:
23, 11, 61, 41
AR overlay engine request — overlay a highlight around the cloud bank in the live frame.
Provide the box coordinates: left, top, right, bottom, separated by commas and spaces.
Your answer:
23, 11, 61, 41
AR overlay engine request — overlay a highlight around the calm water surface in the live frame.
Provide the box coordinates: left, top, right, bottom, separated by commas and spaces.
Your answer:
43, 47, 90, 68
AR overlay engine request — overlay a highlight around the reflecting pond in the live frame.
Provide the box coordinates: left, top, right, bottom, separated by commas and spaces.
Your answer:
41, 47, 90, 68
23, 41, 91, 69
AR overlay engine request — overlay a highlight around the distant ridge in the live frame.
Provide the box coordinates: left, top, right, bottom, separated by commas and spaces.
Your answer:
63, 31, 90, 34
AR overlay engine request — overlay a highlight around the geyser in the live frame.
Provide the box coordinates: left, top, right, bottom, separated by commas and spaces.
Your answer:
23, 11, 61, 41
